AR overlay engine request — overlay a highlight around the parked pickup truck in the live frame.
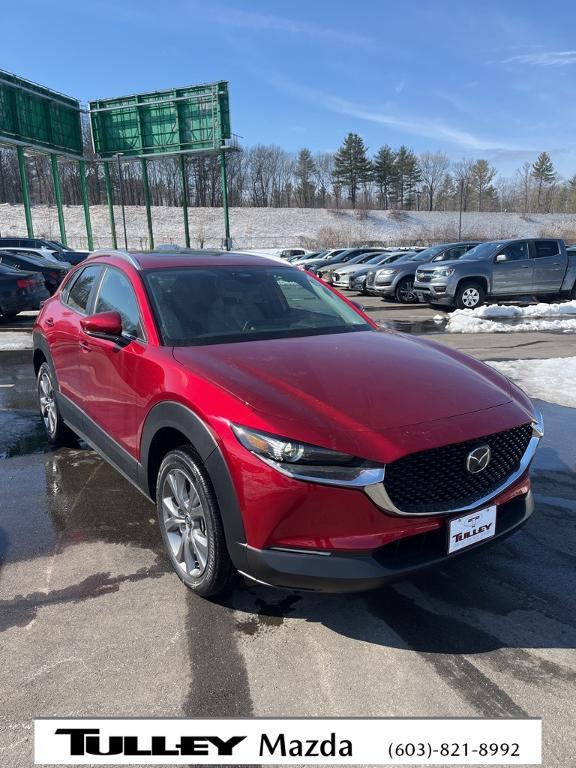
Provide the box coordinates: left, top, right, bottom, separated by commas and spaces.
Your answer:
414, 238, 576, 309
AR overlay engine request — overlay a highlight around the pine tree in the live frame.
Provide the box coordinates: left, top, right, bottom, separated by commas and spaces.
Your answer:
469, 159, 497, 211
294, 148, 317, 207
532, 152, 556, 211
393, 146, 421, 209
332, 133, 372, 208
372, 145, 397, 209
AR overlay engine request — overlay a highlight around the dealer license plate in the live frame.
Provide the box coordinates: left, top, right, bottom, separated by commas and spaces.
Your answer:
448, 505, 497, 554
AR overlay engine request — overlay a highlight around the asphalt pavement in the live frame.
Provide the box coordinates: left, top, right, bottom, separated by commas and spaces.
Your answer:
1, 307, 575, 768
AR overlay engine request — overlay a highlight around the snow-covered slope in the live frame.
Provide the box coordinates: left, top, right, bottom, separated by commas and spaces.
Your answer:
2, 203, 576, 251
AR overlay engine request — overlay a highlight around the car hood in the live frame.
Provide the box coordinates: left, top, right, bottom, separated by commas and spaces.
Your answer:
172, 331, 530, 457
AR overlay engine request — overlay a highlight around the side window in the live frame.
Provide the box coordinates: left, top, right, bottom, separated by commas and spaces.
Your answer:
94, 268, 144, 339
65, 266, 102, 314
435, 247, 466, 262
498, 242, 529, 261
533, 240, 560, 259
0, 239, 18, 247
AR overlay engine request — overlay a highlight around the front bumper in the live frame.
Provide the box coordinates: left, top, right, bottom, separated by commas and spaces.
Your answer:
414, 281, 457, 305
240, 491, 534, 592
366, 282, 396, 298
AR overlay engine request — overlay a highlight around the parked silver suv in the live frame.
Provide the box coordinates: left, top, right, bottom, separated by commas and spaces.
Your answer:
414, 238, 576, 309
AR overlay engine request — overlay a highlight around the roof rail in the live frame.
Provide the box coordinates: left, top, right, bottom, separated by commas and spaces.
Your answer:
87, 249, 141, 270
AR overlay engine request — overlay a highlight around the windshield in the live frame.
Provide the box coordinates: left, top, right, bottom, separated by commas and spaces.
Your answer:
461, 242, 505, 261
407, 246, 446, 262
145, 266, 372, 346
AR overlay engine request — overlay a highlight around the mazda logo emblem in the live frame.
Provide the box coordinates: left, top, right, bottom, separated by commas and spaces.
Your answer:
466, 445, 491, 474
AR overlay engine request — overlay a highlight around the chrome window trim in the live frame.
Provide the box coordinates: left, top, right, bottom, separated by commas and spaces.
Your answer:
364, 414, 543, 517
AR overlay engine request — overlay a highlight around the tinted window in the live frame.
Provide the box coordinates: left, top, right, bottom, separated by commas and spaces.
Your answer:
499, 242, 529, 261
95, 268, 143, 339
533, 240, 560, 258
145, 266, 371, 346
66, 266, 101, 313
434, 246, 467, 262
0, 239, 19, 247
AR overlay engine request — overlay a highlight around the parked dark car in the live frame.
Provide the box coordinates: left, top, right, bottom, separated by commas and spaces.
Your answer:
34, 249, 542, 597
414, 238, 576, 309
0, 237, 88, 265
366, 242, 482, 303
0, 264, 49, 318
310, 248, 384, 276
0, 250, 69, 295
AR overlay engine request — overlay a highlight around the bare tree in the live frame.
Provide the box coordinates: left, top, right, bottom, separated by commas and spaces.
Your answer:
419, 152, 449, 211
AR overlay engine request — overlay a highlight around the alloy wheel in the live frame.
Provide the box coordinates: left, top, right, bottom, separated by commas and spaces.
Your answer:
161, 468, 209, 578
398, 280, 416, 303
462, 287, 480, 308
39, 372, 57, 437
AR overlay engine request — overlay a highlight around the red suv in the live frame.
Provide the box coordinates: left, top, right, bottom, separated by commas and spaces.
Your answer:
33, 250, 543, 596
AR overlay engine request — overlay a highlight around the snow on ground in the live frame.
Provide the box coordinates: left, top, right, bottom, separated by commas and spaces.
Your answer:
2, 203, 576, 251
488, 357, 576, 408
0, 332, 32, 351
441, 301, 576, 333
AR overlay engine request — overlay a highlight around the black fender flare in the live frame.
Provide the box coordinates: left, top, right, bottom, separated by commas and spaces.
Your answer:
139, 401, 248, 570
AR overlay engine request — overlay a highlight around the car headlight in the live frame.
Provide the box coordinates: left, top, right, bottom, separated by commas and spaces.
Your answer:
431, 267, 455, 279
231, 424, 384, 487
355, 274, 367, 283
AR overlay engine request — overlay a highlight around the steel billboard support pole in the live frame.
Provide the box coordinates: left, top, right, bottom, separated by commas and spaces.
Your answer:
103, 162, 118, 249
116, 154, 128, 250
78, 160, 94, 251
220, 149, 231, 250
141, 158, 154, 250
17, 147, 34, 238
179, 155, 190, 248
50, 154, 67, 246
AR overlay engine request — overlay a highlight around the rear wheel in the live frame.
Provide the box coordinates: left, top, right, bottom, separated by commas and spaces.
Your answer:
37, 362, 75, 444
455, 281, 485, 310
395, 277, 417, 304
156, 446, 236, 597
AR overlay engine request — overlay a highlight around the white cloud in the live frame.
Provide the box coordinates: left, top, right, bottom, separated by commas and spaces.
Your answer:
502, 50, 576, 66
206, 7, 376, 48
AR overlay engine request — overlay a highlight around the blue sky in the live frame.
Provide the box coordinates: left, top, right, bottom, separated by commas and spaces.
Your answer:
3, 0, 576, 175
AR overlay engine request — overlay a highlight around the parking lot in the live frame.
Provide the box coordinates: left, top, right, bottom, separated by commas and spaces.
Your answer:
0, 298, 575, 767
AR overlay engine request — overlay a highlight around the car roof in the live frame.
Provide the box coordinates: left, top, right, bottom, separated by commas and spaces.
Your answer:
85, 249, 297, 271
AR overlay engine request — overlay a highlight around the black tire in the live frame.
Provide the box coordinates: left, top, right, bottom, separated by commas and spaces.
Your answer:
37, 362, 76, 444
570, 283, 576, 300
455, 281, 486, 310
156, 446, 236, 597
395, 276, 416, 304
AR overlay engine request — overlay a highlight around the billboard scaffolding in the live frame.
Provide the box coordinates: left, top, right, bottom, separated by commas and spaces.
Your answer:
90, 81, 234, 249
0, 69, 85, 244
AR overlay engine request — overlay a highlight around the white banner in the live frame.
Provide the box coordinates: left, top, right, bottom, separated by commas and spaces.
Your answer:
35, 718, 542, 765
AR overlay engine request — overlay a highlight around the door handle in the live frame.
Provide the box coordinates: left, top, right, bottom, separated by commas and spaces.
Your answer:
79, 339, 91, 351
520, 265, 530, 269
45, 317, 54, 327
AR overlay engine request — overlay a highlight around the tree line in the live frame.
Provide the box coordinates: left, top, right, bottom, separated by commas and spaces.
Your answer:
0, 130, 574, 215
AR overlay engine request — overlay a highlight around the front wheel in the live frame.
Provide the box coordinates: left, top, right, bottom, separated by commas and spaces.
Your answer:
395, 277, 417, 304
455, 282, 486, 310
156, 446, 236, 597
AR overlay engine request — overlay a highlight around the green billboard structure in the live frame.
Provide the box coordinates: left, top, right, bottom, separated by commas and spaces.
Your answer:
89, 81, 234, 249
0, 69, 85, 245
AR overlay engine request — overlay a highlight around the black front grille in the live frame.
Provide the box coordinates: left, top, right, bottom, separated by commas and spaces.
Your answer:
384, 423, 533, 514
416, 272, 432, 283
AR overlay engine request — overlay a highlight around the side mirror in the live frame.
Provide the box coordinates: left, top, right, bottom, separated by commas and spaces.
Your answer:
80, 311, 123, 340
351, 300, 365, 311
495, 253, 507, 263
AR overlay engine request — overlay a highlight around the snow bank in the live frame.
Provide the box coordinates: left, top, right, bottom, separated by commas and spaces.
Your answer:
2, 203, 576, 251
488, 357, 576, 408
0, 332, 32, 350
441, 301, 576, 333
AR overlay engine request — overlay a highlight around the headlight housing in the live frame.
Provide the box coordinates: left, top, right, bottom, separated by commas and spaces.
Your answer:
431, 267, 455, 279
231, 425, 384, 487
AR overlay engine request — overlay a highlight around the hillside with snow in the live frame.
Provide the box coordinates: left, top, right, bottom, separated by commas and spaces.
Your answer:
2, 203, 576, 251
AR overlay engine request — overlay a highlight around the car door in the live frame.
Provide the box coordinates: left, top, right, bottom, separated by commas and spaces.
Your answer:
48, 264, 104, 405
78, 266, 158, 461
491, 241, 532, 294
531, 240, 567, 292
